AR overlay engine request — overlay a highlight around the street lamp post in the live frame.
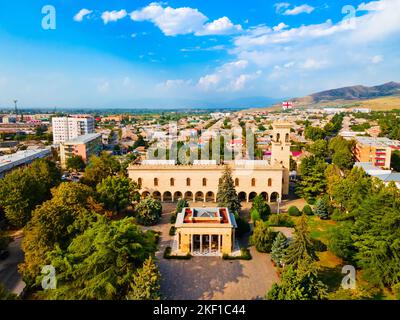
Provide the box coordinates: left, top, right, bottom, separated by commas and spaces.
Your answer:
277, 195, 281, 214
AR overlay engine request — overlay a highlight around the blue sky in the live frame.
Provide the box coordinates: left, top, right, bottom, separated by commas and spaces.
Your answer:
0, 0, 399, 108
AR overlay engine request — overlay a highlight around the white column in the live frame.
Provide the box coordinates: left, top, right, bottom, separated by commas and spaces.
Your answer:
200, 235, 203, 254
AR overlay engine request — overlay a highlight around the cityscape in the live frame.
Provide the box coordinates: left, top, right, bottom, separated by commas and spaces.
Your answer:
0, 0, 399, 308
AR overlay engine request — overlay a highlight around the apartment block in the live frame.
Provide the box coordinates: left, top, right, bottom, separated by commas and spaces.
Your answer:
60, 133, 102, 169
52, 115, 95, 144
354, 136, 400, 169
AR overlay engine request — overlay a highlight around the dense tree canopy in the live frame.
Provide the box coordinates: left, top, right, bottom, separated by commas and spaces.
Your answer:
0, 159, 60, 227
20, 182, 99, 286
128, 257, 161, 300
66, 155, 86, 171
83, 152, 121, 187
40, 217, 158, 300
96, 176, 139, 213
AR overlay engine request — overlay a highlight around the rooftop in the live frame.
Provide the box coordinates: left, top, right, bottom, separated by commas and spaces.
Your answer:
355, 136, 400, 148
0, 148, 51, 174
176, 207, 237, 228
62, 133, 102, 145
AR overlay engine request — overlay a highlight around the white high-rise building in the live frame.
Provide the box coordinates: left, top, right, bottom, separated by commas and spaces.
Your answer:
52, 115, 95, 144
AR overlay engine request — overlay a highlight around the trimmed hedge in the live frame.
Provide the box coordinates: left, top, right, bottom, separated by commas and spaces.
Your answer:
267, 214, 295, 228
163, 246, 192, 260
223, 248, 252, 260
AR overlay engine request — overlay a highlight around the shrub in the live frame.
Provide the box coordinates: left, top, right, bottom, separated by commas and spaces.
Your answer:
175, 199, 189, 214
250, 221, 278, 253
302, 205, 313, 216
135, 197, 162, 226
163, 246, 191, 260
267, 214, 295, 228
288, 206, 301, 217
170, 213, 177, 224
169, 226, 176, 236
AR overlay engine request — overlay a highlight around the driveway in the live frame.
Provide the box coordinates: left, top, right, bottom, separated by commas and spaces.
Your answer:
152, 203, 279, 300
0, 236, 25, 295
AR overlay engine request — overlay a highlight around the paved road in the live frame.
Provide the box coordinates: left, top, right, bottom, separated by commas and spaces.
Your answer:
0, 236, 25, 295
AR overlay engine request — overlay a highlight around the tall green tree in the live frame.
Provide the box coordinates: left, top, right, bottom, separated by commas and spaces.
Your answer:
217, 166, 241, 214
296, 156, 327, 203
284, 215, 318, 268
128, 256, 161, 300
96, 176, 139, 213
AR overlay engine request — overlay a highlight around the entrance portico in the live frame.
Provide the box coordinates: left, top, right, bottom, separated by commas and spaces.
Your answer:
174, 207, 237, 257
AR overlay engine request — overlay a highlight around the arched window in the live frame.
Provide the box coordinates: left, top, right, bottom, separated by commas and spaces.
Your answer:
235, 178, 239, 187
203, 178, 207, 187
285, 133, 290, 142
154, 178, 159, 187
170, 178, 175, 187
138, 178, 142, 187
268, 178, 272, 187
251, 178, 256, 187
186, 178, 191, 186
276, 133, 280, 142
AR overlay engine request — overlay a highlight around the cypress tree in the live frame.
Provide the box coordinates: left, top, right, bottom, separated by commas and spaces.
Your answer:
271, 232, 288, 267
217, 166, 241, 214
284, 215, 318, 268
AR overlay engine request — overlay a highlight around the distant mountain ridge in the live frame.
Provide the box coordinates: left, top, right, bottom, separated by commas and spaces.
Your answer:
290, 81, 400, 106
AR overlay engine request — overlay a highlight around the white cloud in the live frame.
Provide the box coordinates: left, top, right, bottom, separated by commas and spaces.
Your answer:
357, 1, 387, 11
197, 60, 260, 92
371, 55, 384, 64
196, 17, 243, 36
273, 22, 289, 32
130, 3, 241, 37
73, 9, 92, 22
274, 3, 290, 13
300, 58, 328, 69
101, 10, 127, 24
283, 4, 315, 15
131, 33, 137, 38
130, 3, 207, 36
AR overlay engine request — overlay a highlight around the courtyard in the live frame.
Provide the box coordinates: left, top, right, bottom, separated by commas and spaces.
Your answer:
150, 203, 280, 300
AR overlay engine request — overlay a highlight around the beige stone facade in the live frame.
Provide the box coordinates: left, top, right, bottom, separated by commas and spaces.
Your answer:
128, 121, 291, 203
175, 207, 237, 256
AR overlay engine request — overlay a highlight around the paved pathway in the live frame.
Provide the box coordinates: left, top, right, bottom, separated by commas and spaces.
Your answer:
0, 236, 25, 295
